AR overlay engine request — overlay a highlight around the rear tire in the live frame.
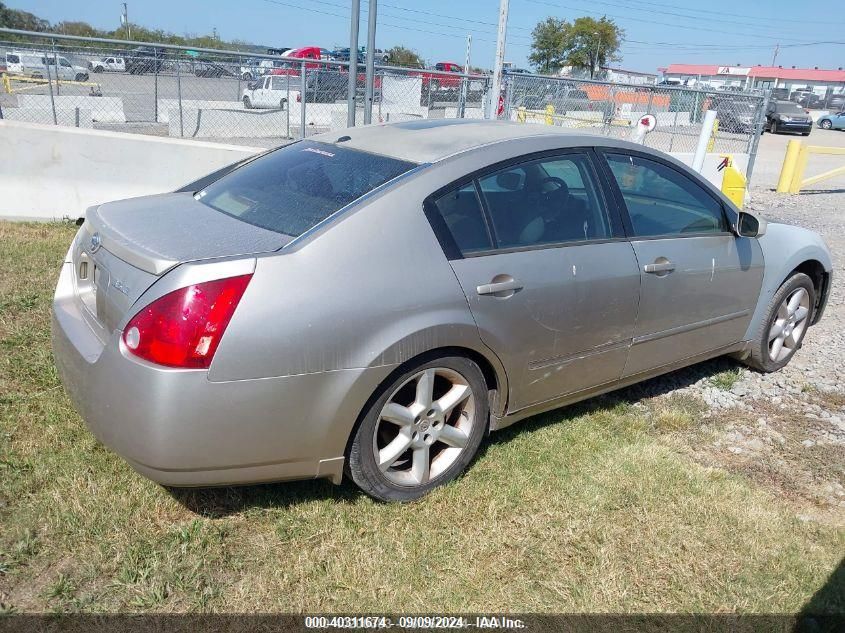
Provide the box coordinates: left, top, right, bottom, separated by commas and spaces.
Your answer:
347, 355, 489, 502
744, 272, 814, 373
820, 119, 832, 129
243, 96, 252, 109
771, 120, 779, 134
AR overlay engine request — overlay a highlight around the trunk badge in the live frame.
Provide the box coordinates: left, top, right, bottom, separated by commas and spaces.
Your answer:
89, 232, 102, 254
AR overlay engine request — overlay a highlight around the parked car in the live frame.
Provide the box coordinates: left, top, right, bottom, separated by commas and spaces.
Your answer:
88, 56, 125, 73
765, 100, 812, 135
239, 58, 287, 81
52, 121, 832, 502
824, 94, 845, 110
194, 59, 234, 78
241, 74, 297, 109
817, 112, 845, 130
331, 47, 364, 64
712, 98, 757, 133
125, 47, 164, 74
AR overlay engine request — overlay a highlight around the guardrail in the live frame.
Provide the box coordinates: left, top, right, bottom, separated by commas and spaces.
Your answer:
776, 139, 845, 193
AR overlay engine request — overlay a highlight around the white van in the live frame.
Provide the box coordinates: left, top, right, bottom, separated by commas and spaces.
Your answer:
5, 51, 89, 81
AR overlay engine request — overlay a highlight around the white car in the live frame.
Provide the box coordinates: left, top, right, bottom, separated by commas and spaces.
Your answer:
242, 75, 298, 109
89, 57, 125, 73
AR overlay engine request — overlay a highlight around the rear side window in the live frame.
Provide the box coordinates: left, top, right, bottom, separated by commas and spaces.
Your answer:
197, 141, 415, 237
431, 184, 492, 255
604, 153, 727, 237
6, 54, 20, 64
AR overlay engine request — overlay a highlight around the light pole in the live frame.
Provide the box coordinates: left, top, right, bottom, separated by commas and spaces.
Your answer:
347, 0, 361, 128
122, 3, 131, 40
487, 0, 509, 119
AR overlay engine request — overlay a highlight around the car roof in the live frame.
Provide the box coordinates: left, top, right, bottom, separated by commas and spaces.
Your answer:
311, 120, 627, 164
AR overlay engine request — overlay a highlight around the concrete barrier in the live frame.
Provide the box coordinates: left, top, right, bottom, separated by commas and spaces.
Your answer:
0, 106, 93, 128
171, 107, 293, 138
157, 99, 245, 123
0, 120, 262, 220
16, 95, 126, 123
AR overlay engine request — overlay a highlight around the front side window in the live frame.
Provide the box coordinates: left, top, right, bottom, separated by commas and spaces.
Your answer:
197, 141, 415, 237
60, 59, 71, 67
604, 153, 726, 237
6, 54, 20, 64
478, 154, 611, 248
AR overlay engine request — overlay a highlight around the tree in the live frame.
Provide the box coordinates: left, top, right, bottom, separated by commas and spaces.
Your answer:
528, 17, 569, 74
563, 17, 623, 79
529, 15, 623, 77
0, 1, 49, 31
386, 46, 424, 68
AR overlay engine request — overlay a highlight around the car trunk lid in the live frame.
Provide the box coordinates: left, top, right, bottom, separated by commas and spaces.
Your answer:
73, 192, 290, 337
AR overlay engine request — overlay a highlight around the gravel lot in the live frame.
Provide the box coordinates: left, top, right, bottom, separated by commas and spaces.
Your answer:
625, 185, 845, 521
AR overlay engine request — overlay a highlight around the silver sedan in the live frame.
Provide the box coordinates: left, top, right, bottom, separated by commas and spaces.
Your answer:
52, 120, 833, 501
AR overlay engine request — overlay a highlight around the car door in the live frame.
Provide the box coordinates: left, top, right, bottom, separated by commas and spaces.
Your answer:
598, 150, 764, 378
254, 76, 271, 107
426, 150, 641, 412
835, 112, 845, 130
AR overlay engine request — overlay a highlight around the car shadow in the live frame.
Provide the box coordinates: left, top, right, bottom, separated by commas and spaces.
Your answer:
793, 556, 845, 631
168, 356, 743, 517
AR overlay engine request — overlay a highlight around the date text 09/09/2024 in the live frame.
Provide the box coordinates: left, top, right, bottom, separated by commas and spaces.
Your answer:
304, 615, 527, 629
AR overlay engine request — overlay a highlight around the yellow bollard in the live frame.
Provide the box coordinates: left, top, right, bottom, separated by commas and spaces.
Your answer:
544, 104, 554, 126
720, 155, 747, 209
788, 143, 811, 194
776, 140, 803, 193
2, 73, 10, 95
517, 106, 526, 123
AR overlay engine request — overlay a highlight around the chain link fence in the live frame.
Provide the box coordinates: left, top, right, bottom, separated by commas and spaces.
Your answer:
0, 29, 490, 147
502, 72, 769, 178
1, 30, 768, 179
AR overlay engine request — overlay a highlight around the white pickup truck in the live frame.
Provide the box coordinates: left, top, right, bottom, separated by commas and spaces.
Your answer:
241, 75, 299, 109
89, 57, 126, 73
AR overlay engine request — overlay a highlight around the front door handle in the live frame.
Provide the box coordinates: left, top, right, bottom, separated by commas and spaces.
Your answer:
477, 277, 523, 297
643, 260, 675, 274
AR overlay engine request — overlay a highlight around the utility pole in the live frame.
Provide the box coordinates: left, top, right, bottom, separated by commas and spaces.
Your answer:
458, 34, 472, 118
592, 31, 601, 79
771, 43, 780, 66
347, 0, 361, 127
363, 0, 377, 124
487, 0, 509, 119
122, 3, 131, 40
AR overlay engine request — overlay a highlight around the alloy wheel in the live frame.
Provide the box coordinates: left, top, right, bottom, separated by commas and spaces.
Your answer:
373, 367, 476, 487
768, 287, 810, 362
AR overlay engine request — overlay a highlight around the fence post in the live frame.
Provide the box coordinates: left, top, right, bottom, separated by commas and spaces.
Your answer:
176, 53, 184, 137
744, 91, 770, 185
286, 75, 291, 138
457, 77, 467, 119
52, 39, 60, 96
300, 60, 306, 139
75, 106, 80, 127
236, 54, 242, 101
153, 48, 159, 122
45, 50, 58, 125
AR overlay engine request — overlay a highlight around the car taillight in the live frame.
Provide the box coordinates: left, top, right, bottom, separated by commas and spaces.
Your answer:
122, 274, 252, 369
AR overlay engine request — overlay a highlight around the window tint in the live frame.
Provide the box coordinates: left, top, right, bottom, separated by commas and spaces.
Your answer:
478, 154, 611, 248
604, 153, 726, 237
197, 141, 415, 237
6, 54, 20, 64
432, 184, 492, 255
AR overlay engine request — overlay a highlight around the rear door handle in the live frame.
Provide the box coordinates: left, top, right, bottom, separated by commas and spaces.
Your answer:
643, 261, 675, 274
477, 278, 523, 296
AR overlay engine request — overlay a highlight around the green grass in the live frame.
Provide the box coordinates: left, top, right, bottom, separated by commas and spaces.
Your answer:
710, 367, 742, 391
0, 221, 843, 613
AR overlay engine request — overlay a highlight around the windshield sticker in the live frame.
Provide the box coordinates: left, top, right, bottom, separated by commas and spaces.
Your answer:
302, 147, 335, 158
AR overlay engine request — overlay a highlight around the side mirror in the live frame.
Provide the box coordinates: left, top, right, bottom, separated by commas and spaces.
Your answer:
736, 211, 767, 238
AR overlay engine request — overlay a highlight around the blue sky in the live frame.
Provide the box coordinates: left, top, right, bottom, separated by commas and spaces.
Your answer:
11, 0, 845, 73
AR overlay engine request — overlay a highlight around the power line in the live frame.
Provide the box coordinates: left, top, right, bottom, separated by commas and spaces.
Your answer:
523, 0, 837, 44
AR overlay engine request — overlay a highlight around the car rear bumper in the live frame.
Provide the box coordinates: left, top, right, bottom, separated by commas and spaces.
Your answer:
51, 261, 389, 487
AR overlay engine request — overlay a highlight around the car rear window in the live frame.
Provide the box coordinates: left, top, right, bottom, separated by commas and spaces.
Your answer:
196, 141, 415, 237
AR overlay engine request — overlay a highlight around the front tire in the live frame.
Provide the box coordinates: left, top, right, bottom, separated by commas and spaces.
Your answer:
745, 272, 814, 372
820, 119, 832, 129
771, 120, 779, 134
347, 356, 489, 502
243, 96, 252, 109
